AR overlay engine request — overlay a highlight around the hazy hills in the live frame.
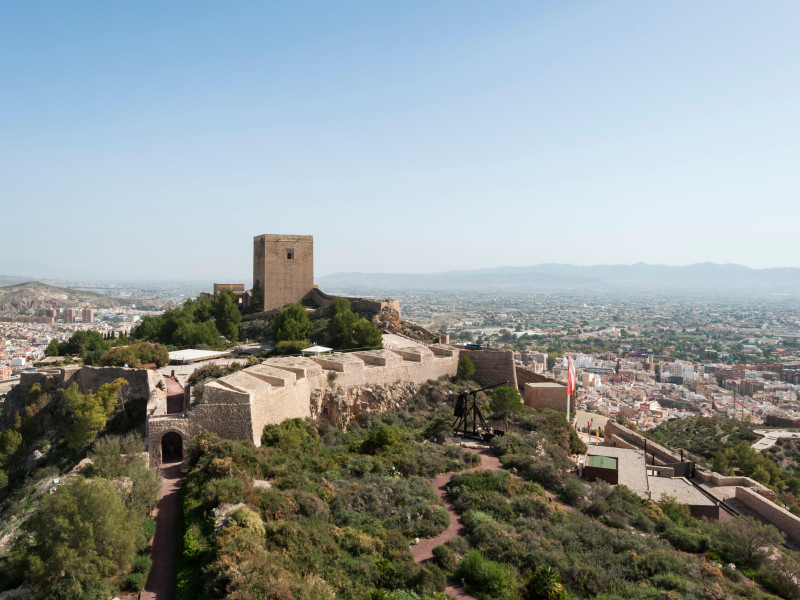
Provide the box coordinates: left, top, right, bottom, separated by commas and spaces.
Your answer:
0, 281, 170, 313
317, 262, 800, 297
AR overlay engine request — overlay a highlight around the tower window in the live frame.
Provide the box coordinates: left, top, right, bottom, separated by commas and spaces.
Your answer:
287, 250, 293, 260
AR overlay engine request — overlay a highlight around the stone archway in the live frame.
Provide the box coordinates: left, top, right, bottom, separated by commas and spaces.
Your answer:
161, 431, 184, 463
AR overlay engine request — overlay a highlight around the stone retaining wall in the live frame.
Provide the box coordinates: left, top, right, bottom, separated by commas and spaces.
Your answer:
735, 487, 800, 541
605, 420, 775, 500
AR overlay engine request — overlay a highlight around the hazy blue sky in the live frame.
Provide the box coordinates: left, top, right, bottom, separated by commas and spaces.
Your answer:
2, 1, 799, 282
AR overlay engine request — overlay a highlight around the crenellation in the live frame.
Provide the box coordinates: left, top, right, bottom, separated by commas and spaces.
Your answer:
266, 356, 324, 379
310, 354, 366, 373
388, 346, 434, 363
352, 349, 404, 367
243, 364, 297, 387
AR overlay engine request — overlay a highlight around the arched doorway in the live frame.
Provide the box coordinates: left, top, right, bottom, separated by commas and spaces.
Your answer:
161, 431, 183, 463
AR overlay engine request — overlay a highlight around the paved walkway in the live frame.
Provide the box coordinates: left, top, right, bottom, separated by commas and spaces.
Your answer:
752, 429, 800, 451
164, 377, 184, 415
142, 462, 184, 600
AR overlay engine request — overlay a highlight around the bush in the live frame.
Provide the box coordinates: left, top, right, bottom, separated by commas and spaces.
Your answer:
124, 571, 147, 591
228, 506, 265, 538
133, 553, 152, 575
456, 356, 476, 381
432, 544, 459, 572
455, 549, 521, 600
275, 339, 308, 355
262, 418, 320, 454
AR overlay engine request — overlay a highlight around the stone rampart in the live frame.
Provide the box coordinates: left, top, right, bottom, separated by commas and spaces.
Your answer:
145, 346, 460, 455
523, 382, 568, 412
515, 366, 560, 391
735, 487, 800, 541
78, 366, 161, 401
461, 349, 517, 388
3, 365, 163, 426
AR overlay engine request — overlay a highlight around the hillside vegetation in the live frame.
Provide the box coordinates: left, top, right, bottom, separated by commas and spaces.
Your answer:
175, 383, 798, 600
0, 377, 160, 598
650, 416, 760, 460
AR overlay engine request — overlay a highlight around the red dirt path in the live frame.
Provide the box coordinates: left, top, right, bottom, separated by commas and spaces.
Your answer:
141, 463, 184, 600
410, 447, 505, 600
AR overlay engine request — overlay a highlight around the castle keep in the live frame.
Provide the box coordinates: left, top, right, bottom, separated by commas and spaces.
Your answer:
253, 234, 315, 312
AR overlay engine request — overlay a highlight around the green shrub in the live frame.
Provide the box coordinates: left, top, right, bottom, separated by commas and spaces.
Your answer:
275, 339, 308, 355
228, 506, 265, 538
124, 571, 147, 591
133, 554, 152, 574
262, 418, 320, 453
455, 549, 520, 600
432, 544, 458, 572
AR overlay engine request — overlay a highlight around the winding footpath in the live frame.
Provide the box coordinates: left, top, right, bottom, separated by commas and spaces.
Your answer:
411, 445, 575, 600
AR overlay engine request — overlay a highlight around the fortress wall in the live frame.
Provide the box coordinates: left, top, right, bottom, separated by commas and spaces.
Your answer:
172, 346, 459, 448
735, 487, 800, 541
523, 382, 569, 412
516, 366, 560, 391
249, 379, 313, 444
189, 380, 254, 441
461, 349, 517, 388
78, 366, 156, 400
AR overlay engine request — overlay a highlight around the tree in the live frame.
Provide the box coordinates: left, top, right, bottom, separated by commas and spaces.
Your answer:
131, 341, 170, 367
19, 478, 139, 593
715, 516, 784, 567
327, 298, 358, 349
213, 289, 242, 342
353, 317, 383, 348
490, 387, 524, 432
250, 279, 263, 313
99, 346, 141, 368
63, 330, 109, 357
456, 356, 475, 382
62, 378, 128, 448
45, 338, 60, 357
273, 303, 311, 342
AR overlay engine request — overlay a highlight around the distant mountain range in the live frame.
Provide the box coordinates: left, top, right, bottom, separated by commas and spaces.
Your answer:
317, 263, 800, 297
0, 281, 171, 314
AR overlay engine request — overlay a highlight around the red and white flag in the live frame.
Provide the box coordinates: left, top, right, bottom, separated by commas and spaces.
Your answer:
567, 356, 576, 396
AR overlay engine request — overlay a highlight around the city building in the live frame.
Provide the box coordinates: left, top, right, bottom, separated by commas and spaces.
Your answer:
82, 308, 93, 323
63, 308, 75, 323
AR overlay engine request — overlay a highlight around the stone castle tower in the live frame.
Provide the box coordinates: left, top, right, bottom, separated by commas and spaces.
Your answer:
253, 234, 315, 311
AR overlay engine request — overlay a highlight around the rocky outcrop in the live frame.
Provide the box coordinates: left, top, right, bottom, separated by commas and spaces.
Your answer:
373, 305, 436, 343
311, 381, 420, 429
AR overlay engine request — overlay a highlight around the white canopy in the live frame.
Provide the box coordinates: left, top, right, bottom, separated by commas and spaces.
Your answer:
301, 345, 333, 356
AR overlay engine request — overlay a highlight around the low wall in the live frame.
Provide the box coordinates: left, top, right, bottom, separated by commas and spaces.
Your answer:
461, 349, 518, 388
735, 487, 800, 541
765, 415, 800, 428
